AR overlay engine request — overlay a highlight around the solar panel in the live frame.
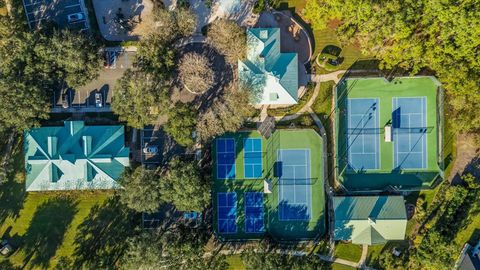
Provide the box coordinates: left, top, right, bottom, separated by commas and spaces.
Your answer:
244, 138, 262, 178
216, 138, 236, 179
217, 192, 237, 233
245, 192, 264, 233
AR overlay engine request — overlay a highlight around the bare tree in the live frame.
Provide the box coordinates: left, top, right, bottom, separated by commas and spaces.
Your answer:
206, 19, 246, 64
178, 52, 215, 94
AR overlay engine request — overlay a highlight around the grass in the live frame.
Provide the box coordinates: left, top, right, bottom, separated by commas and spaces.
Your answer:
334, 242, 362, 262
227, 255, 244, 270
0, 135, 132, 269
330, 262, 357, 270
365, 244, 384, 268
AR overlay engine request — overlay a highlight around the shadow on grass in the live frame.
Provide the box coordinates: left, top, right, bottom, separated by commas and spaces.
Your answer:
73, 196, 135, 269
22, 196, 78, 269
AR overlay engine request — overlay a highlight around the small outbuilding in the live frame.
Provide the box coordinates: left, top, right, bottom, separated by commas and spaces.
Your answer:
333, 196, 407, 245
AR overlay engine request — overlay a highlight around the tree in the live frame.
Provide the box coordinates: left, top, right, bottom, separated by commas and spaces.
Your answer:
137, 34, 177, 76
302, 0, 480, 133
112, 69, 167, 129
241, 245, 327, 270
197, 83, 253, 141
206, 19, 246, 64
178, 52, 215, 94
159, 157, 210, 212
120, 226, 227, 270
164, 102, 198, 147
462, 173, 479, 190
118, 167, 163, 213
149, 7, 196, 42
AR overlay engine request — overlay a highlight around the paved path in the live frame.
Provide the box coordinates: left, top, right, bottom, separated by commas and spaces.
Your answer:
274, 81, 321, 122
358, 244, 369, 268
310, 70, 345, 83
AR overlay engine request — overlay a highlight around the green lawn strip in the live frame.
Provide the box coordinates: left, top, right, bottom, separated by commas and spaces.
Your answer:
268, 83, 315, 117
0, 190, 111, 269
454, 188, 480, 247
334, 242, 362, 262
226, 254, 245, 270
365, 241, 409, 268
330, 262, 357, 270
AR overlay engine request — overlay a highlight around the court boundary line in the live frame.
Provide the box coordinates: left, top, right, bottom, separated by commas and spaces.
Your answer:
244, 192, 265, 234
392, 97, 428, 169
243, 138, 263, 179
216, 138, 236, 180
346, 98, 380, 170
277, 148, 312, 221
217, 192, 238, 234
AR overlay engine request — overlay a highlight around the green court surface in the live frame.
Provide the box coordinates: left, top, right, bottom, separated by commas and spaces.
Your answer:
213, 129, 325, 241
335, 77, 443, 191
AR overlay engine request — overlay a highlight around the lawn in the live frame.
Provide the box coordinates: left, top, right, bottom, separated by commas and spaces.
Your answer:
227, 255, 244, 270
330, 262, 356, 270
334, 242, 362, 262
0, 135, 133, 269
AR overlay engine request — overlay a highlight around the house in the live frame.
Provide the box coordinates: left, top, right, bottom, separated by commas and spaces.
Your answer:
24, 121, 130, 191
238, 28, 299, 105
456, 241, 480, 270
333, 196, 407, 245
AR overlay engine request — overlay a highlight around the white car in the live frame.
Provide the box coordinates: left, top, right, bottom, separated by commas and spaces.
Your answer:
95, 93, 103, 108
67, 13, 85, 23
143, 146, 158, 154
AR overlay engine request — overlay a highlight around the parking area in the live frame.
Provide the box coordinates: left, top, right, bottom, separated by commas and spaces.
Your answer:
52, 48, 135, 111
23, 0, 89, 30
140, 127, 186, 166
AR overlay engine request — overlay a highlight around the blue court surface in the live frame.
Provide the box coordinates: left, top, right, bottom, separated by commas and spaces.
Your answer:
277, 149, 311, 221
347, 98, 380, 170
245, 192, 265, 233
244, 138, 263, 178
393, 97, 427, 169
217, 139, 236, 179
218, 192, 237, 233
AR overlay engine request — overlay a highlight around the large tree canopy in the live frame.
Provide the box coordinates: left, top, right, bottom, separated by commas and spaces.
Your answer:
241, 246, 327, 270
164, 102, 198, 147
112, 70, 167, 129
120, 226, 227, 270
206, 19, 247, 64
159, 157, 210, 212
197, 83, 253, 141
0, 16, 101, 131
303, 0, 480, 132
118, 166, 163, 213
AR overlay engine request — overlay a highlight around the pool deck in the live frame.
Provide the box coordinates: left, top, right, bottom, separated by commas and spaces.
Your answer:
335, 76, 443, 191
213, 129, 325, 241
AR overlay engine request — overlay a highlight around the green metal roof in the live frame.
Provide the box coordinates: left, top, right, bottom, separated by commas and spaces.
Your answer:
238, 28, 299, 105
24, 121, 130, 191
333, 196, 407, 245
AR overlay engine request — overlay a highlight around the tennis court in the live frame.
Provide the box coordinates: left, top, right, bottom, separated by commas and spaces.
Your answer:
277, 149, 311, 221
217, 192, 237, 234
347, 98, 380, 170
393, 97, 427, 169
213, 130, 325, 241
244, 138, 262, 178
335, 77, 443, 191
244, 192, 264, 233
216, 138, 236, 179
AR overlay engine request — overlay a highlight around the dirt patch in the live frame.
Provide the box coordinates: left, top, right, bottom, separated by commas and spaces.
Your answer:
449, 133, 480, 184
327, 19, 342, 29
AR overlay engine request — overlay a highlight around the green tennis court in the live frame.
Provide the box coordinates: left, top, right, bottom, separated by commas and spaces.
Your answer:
335, 77, 444, 191
212, 129, 325, 241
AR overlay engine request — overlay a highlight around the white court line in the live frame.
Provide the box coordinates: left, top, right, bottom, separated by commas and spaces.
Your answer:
64, 3, 80, 8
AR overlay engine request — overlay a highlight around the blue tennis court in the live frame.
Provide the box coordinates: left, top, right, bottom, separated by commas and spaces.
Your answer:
217, 138, 236, 179
277, 149, 311, 221
393, 97, 427, 169
218, 192, 237, 233
245, 192, 265, 233
244, 138, 262, 178
347, 98, 380, 170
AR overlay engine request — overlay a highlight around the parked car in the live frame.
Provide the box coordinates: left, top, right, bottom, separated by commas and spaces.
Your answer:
67, 13, 85, 24
143, 145, 158, 154
0, 239, 13, 257
61, 92, 69, 109
95, 92, 103, 108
